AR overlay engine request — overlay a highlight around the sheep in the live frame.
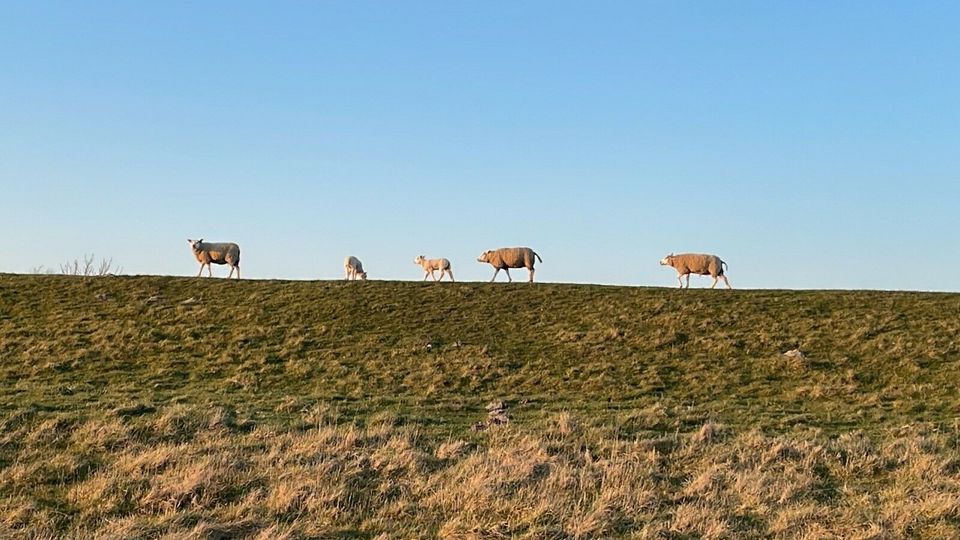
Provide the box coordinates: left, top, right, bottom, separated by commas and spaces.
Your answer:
414, 255, 454, 282
187, 239, 241, 279
477, 247, 542, 283
344, 256, 367, 281
659, 253, 731, 289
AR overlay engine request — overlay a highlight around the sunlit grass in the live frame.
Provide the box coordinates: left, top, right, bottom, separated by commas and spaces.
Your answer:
1, 274, 958, 537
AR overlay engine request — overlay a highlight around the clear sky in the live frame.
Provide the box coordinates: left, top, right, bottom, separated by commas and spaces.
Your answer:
1, 2, 957, 289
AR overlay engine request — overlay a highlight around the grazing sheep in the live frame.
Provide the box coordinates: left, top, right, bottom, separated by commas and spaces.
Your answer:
659, 253, 731, 289
414, 255, 454, 282
187, 239, 241, 279
477, 247, 542, 283
344, 256, 367, 281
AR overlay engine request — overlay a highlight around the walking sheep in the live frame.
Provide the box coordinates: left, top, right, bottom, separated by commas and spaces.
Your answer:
477, 247, 542, 283
188, 239, 241, 279
344, 256, 367, 281
659, 253, 731, 289
414, 255, 454, 282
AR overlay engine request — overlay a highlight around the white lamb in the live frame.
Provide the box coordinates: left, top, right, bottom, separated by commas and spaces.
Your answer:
414, 255, 454, 282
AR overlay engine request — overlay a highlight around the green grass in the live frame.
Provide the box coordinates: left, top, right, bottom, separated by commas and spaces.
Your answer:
2, 274, 958, 435
2, 274, 960, 538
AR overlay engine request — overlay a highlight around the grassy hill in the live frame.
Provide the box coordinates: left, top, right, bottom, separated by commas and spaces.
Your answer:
1, 274, 959, 538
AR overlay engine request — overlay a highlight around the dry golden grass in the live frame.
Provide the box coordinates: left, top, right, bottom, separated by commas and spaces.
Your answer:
0, 407, 958, 538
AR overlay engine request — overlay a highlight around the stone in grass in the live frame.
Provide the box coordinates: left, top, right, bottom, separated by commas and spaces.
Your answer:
473, 400, 511, 431
783, 349, 806, 361
488, 413, 511, 425
485, 400, 506, 414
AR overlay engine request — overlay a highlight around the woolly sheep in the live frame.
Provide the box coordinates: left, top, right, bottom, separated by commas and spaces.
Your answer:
659, 253, 731, 289
188, 239, 241, 279
477, 247, 542, 283
414, 255, 454, 282
344, 256, 367, 281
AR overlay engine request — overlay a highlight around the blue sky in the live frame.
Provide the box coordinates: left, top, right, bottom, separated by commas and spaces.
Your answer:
1, 2, 957, 289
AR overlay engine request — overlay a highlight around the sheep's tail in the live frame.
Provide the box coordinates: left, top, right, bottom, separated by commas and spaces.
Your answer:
534, 251, 543, 263
721, 260, 728, 270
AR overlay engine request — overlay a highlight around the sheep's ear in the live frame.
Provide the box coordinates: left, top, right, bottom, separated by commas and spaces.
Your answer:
199, 238, 204, 243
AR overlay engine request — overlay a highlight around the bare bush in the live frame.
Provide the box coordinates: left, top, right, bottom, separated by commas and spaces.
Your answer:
59, 254, 123, 276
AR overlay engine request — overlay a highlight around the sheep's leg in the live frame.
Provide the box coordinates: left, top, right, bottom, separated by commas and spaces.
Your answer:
722, 275, 731, 289
447, 270, 454, 282
430, 270, 438, 282
227, 266, 235, 279
236, 266, 240, 279
197, 265, 204, 278
423, 271, 429, 281
505, 268, 512, 283
710, 276, 718, 288
685, 274, 690, 288
490, 268, 500, 282
528, 267, 535, 283
677, 274, 684, 288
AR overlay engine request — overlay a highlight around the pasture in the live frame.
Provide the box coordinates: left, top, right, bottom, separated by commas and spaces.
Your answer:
1, 274, 958, 538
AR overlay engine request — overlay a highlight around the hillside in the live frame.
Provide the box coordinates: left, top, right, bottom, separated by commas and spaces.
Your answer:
2, 274, 958, 433
1, 274, 959, 538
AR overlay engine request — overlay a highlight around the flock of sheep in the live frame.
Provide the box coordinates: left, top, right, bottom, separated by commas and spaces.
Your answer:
187, 239, 733, 288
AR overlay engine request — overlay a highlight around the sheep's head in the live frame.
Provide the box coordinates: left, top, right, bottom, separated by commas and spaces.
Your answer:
188, 239, 204, 252
414, 255, 425, 265
358, 271, 368, 281
477, 251, 493, 263
659, 254, 674, 266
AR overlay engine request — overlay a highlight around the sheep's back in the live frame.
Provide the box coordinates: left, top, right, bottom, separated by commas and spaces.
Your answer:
673, 253, 720, 275
493, 247, 535, 268
199, 243, 240, 264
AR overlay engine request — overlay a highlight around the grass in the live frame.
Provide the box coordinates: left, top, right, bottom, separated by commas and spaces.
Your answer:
1, 274, 959, 537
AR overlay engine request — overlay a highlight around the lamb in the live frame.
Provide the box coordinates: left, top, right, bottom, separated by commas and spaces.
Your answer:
344, 256, 367, 281
414, 255, 454, 282
477, 247, 542, 283
187, 239, 241, 279
659, 253, 731, 289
